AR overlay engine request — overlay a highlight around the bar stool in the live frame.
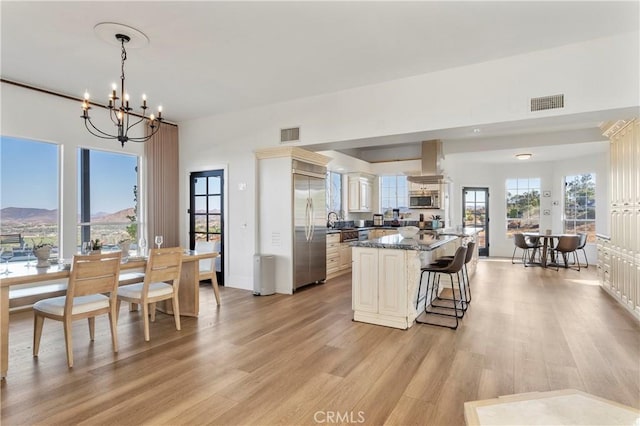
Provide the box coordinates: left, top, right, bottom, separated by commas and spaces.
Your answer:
415, 245, 467, 330
431, 241, 475, 310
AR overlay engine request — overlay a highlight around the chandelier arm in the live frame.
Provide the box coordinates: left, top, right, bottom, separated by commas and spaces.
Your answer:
126, 115, 146, 131
127, 123, 160, 142
84, 119, 117, 140
109, 108, 122, 126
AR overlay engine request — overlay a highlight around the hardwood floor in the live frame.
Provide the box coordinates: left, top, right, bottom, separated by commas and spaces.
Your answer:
2, 259, 639, 425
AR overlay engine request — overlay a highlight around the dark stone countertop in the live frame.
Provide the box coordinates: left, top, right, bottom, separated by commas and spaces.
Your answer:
350, 233, 458, 251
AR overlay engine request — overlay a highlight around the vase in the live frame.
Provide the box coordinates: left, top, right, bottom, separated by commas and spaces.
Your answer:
34, 247, 51, 268
431, 220, 439, 229
119, 242, 130, 257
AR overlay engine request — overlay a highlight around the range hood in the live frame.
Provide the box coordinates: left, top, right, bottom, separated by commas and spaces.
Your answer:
406, 140, 448, 184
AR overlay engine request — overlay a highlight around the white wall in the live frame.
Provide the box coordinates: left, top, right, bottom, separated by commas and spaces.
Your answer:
445, 151, 609, 262
178, 33, 636, 289
1, 83, 146, 259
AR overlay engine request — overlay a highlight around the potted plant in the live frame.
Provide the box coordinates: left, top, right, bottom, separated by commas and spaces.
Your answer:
32, 241, 53, 268
89, 239, 103, 254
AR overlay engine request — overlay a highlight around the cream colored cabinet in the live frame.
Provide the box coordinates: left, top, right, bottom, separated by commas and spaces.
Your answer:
352, 248, 406, 318
347, 174, 373, 212
339, 243, 352, 271
600, 118, 640, 320
326, 233, 340, 278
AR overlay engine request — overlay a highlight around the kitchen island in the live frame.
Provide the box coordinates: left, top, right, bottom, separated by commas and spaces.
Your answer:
350, 229, 478, 329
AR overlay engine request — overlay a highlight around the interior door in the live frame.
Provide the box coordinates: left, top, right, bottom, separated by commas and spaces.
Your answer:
189, 170, 224, 284
463, 187, 489, 256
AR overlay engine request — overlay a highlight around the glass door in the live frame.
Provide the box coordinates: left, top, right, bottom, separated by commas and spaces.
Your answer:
189, 170, 224, 284
463, 187, 489, 256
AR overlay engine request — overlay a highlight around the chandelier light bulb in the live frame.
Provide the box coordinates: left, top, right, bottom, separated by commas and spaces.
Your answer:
84, 91, 90, 100
149, 113, 155, 121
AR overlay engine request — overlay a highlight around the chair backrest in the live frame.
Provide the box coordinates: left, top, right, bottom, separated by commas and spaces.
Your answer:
577, 232, 587, 249
442, 246, 467, 273
65, 252, 122, 309
144, 247, 183, 290
513, 233, 529, 249
195, 240, 215, 273
464, 242, 475, 264
556, 235, 580, 252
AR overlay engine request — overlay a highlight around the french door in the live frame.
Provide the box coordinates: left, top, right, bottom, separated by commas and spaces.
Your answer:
189, 170, 224, 284
463, 187, 489, 256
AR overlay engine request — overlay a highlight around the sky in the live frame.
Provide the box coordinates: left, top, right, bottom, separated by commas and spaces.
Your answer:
0, 136, 137, 213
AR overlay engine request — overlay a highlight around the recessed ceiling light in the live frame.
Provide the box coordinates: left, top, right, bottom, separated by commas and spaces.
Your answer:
473, 128, 481, 133
515, 153, 533, 160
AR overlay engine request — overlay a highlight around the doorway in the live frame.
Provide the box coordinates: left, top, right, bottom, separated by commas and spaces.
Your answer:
463, 187, 489, 256
189, 170, 224, 284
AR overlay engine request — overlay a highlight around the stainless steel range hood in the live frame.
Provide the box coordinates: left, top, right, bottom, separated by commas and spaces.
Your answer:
406, 140, 448, 184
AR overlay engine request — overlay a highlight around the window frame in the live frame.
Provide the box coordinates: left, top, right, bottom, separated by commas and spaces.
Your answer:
563, 173, 596, 242
380, 175, 409, 215
505, 177, 541, 237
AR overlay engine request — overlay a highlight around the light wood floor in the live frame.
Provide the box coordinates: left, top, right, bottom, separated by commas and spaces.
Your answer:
1, 259, 639, 425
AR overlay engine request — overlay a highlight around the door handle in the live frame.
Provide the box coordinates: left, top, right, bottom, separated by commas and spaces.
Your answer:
305, 199, 311, 241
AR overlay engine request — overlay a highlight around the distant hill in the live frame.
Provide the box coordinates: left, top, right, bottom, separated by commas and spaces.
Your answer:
0, 207, 135, 224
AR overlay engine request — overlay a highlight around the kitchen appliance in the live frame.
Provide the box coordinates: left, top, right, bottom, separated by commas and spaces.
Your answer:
373, 214, 384, 226
340, 228, 359, 242
392, 209, 400, 220
406, 140, 450, 184
293, 160, 327, 290
358, 229, 369, 241
409, 192, 439, 208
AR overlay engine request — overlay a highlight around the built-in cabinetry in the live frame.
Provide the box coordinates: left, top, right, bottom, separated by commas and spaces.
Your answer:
326, 233, 352, 279
599, 119, 640, 320
347, 173, 373, 212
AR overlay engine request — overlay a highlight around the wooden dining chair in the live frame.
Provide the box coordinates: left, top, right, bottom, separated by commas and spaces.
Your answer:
116, 247, 183, 341
33, 251, 122, 368
195, 240, 221, 305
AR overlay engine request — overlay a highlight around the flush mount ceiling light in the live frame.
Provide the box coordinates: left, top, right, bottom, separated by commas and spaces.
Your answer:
81, 23, 163, 147
515, 153, 533, 160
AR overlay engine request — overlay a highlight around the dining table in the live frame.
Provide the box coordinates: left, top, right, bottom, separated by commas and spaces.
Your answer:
0, 250, 216, 379
523, 232, 575, 268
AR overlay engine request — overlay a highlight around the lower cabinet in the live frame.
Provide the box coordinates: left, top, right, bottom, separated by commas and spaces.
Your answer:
327, 233, 352, 279
597, 235, 640, 320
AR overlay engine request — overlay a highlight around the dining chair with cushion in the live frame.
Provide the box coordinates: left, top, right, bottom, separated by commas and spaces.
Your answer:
549, 235, 581, 271
33, 251, 122, 368
576, 232, 589, 268
512, 233, 539, 266
117, 247, 183, 341
195, 240, 220, 305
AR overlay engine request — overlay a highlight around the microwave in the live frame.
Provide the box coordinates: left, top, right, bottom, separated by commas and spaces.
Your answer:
409, 194, 439, 208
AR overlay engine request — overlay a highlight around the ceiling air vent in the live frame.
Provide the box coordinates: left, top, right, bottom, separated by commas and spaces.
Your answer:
530, 94, 564, 112
280, 127, 300, 143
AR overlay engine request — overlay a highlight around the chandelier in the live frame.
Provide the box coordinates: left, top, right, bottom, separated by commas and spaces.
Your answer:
81, 28, 162, 147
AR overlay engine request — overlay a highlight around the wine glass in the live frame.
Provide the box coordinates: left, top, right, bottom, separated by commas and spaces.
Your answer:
138, 237, 147, 256
2, 247, 14, 274
24, 243, 33, 267
154, 235, 163, 249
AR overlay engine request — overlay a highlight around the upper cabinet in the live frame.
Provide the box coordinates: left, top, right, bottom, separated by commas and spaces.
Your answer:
348, 173, 374, 212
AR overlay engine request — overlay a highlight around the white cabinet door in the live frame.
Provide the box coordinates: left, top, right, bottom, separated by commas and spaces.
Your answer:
352, 248, 378, 312
348, 177, 360, 211
377, 250, 406, 317
360, 179, 371, 211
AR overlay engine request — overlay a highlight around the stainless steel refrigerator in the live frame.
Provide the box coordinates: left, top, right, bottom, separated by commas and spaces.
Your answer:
292, 160, 326, 291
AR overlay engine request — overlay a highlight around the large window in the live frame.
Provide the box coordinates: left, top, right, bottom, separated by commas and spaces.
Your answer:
380, 175, 408, 216
326, 171, 342, 216
0, 137, 60, 255
506, 178, 540, 236
564, 173, 596, 242
77, 148, 139, 251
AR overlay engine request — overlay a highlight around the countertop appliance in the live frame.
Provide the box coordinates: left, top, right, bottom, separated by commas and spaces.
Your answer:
409, 192, 439, 208
292, 160, 326, 290
373, 214, 384, 226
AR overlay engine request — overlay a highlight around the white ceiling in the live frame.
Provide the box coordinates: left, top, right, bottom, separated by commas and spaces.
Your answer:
1, 1, 639, 162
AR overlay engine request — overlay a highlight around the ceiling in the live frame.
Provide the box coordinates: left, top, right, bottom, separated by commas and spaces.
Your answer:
2, 1, 639, 162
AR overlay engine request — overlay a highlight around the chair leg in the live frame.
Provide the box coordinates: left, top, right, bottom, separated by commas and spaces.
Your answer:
142, 302, 150, 342
109, 304, 119, 353
63, 318, 74, 368
172, 293, 181, 331
511, 246, 518, 264
580, 248, 589, 268
33, 313, 44, 357
88, 317, 95, 341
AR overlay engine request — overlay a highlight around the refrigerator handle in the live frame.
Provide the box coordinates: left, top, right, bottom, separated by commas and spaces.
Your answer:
309, 198, 315, 240
305, 198, 311, 241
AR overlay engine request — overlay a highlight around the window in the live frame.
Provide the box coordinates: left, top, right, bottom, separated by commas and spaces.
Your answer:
564, 173, 596, 242
326, 171, 342, 216
77, 148, 139, 251
380, 175, 408, 215
1, 137, 60, 254
506, 178, 540, 236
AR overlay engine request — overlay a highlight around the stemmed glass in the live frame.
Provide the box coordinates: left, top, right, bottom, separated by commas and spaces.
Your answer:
2, 247, 14, 274
138, 237, 147, 256
154, 235, 163, 249
24, 243, 33, 267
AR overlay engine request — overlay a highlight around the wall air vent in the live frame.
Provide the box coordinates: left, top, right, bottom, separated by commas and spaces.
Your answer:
280, 127, 300, 143
530, 94, 564, 112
